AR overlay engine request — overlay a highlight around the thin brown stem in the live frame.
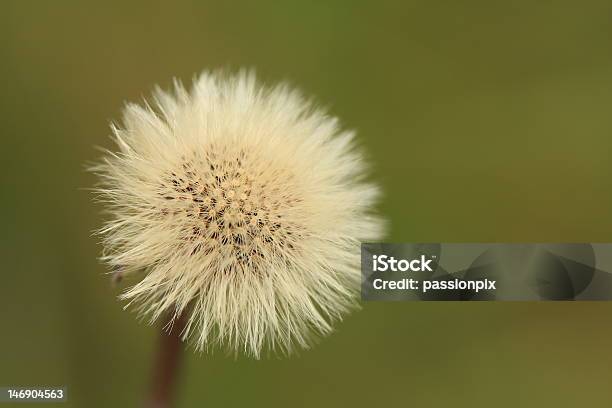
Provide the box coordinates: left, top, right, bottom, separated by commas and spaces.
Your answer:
145, 312, 186, 408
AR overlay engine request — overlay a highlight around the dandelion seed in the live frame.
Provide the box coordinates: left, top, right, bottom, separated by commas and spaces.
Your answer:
93, 70, 384, 357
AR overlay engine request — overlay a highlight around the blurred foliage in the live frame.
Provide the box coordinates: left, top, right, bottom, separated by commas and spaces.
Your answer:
2, 0, 612, 407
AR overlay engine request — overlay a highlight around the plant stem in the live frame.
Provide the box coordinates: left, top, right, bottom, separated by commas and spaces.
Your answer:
145, 312, 186, 408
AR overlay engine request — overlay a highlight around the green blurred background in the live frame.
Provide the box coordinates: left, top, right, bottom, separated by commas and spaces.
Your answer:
2, 1, 612, 407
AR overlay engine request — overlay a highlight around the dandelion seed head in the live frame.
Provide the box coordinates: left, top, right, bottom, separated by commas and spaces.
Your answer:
93, 70, 384, 357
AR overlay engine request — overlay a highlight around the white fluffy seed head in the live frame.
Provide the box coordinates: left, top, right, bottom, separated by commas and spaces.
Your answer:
93, 70, 384, 357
